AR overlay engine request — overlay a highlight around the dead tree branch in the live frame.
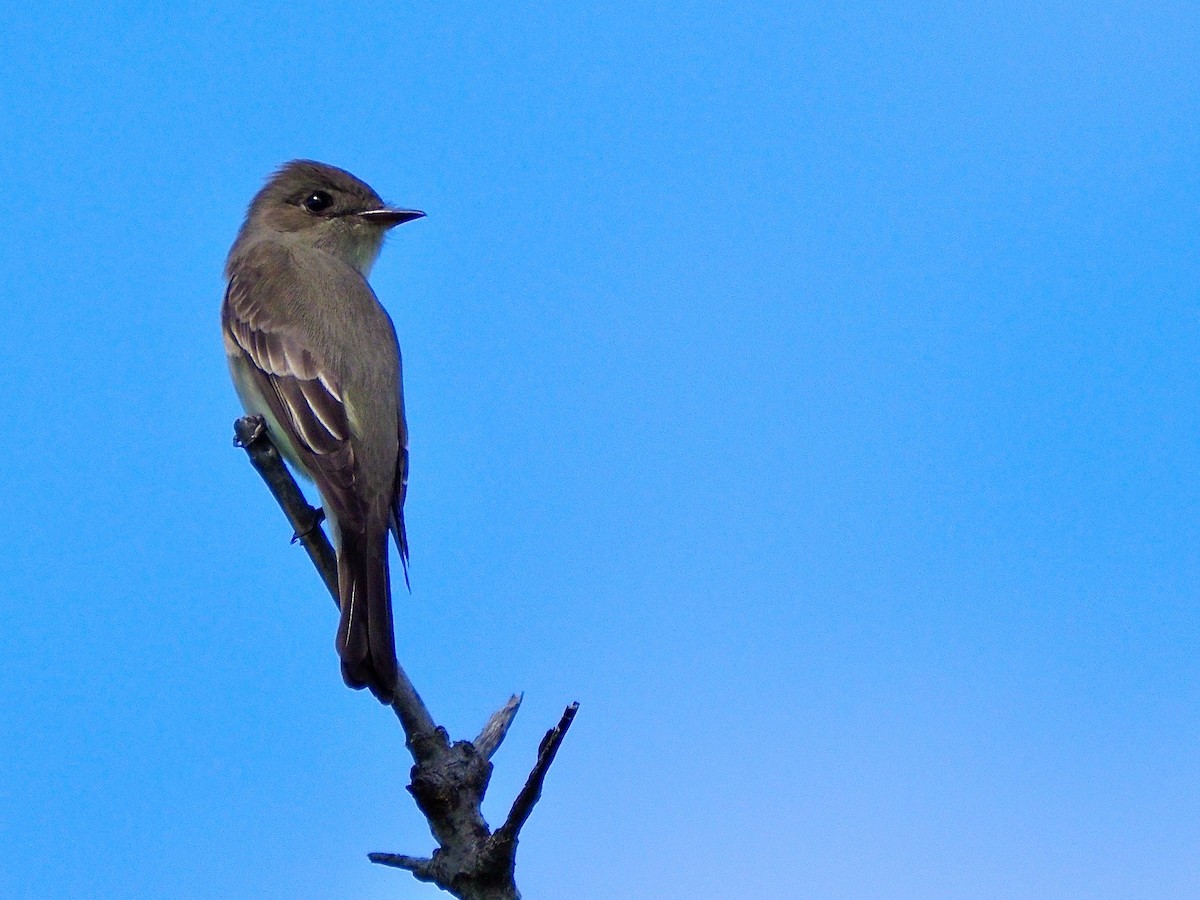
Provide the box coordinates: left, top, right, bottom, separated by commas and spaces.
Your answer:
234, 415, 578, 900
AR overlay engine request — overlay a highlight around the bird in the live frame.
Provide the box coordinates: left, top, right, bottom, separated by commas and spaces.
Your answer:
222, 160, 424, 703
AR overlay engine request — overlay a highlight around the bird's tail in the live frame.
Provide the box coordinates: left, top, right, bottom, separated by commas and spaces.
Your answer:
335, 528, 399, 704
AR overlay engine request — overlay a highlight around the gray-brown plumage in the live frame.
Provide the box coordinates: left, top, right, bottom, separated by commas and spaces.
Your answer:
222, 160, 423, 703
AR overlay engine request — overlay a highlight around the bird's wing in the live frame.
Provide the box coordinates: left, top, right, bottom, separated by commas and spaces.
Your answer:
222, 261, 367, 532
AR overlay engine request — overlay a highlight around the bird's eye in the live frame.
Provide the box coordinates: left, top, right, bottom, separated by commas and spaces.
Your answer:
303, 191, 333, 213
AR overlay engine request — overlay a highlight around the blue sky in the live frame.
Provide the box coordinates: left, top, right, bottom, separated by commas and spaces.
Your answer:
2, 2, 1198, 897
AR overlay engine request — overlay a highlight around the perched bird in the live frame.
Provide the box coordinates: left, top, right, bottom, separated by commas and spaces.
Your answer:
222, 160, 424, 703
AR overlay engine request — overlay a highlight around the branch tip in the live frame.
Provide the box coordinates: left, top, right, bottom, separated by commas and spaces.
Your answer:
368, 852, 429, 873
496, 702, 579, 842
475, 693, 524, 759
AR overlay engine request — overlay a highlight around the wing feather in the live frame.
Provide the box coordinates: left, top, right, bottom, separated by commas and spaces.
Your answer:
222, 266, 366, 529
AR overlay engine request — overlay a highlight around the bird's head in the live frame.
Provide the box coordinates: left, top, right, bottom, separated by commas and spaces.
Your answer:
236, 159, 424, 276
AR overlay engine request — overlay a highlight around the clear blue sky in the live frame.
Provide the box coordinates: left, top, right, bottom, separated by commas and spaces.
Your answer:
2, 3, 1197, 898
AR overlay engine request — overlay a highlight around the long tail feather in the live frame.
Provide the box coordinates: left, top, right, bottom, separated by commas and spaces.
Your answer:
335, 528, 398, 703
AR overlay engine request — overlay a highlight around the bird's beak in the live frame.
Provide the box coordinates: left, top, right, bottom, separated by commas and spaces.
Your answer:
358, 207, 426, 228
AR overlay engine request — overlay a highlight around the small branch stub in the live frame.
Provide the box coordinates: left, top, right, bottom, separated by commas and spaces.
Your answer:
233, 417, 578, 899
476, 694, 524, 760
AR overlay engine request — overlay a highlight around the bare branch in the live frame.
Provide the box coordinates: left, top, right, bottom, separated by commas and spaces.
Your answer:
234, 416, 337, 602
494, 703, 579, 843
233, 417, 578, 899
235, 416, 438, 739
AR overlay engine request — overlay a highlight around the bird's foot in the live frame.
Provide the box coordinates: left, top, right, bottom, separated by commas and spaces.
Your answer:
291, 507, 326, 543
233, 415, 268, 448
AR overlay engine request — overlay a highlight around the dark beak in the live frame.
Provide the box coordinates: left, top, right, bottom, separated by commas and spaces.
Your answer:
359, 207, 426, 228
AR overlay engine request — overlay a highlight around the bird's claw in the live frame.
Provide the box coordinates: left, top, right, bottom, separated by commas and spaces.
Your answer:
233, 415, 268, 448
291, 507, 326, 543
